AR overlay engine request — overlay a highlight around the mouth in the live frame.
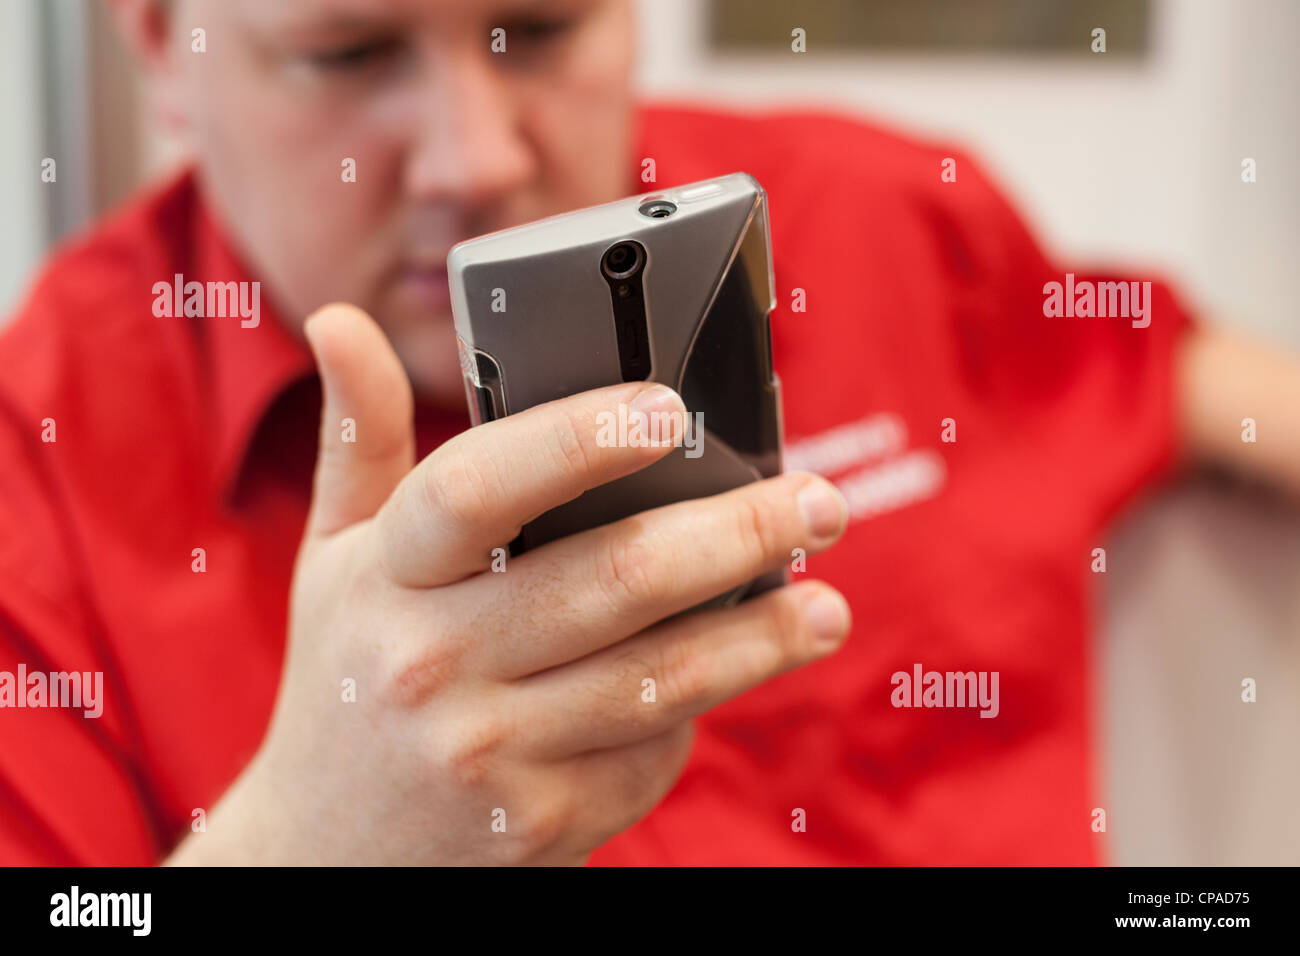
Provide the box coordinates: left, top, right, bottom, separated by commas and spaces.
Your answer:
394, 261, 451, 308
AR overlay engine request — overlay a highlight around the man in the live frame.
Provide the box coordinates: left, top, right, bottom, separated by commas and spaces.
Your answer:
0, 0, 1296, 865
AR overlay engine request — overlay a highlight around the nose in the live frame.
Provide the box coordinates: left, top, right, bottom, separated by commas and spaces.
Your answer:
402, 42, 537, 207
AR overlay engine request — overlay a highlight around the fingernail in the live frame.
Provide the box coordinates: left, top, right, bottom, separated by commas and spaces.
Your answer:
802, 587, 850, 647
796, 479, 847, 542
629, 384, 684, 417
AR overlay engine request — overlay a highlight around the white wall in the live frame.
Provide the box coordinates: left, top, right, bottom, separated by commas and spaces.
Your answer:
633, 0, 1300, 346
0, 0, 48, 315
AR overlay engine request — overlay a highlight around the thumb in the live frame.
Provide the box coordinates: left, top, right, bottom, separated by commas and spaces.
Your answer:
302, 303, 415, 539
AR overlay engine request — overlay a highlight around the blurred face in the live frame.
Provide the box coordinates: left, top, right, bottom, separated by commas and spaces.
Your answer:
161, 0, 636, 404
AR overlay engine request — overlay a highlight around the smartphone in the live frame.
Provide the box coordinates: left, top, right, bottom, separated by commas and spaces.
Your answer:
447, 172, 784, 605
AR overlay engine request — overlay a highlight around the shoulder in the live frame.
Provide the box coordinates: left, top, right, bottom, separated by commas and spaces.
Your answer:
0, 173, 205, 587
638, 100, 950, 169
638, 101, 1009, 209
0, 171, 206, 454
0, 172, 200, 423
634, 101, 1036, 278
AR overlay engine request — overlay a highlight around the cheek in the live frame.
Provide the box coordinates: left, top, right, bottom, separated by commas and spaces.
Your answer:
185, 56, 406, 307
522, 46, 635, 202
196, 67, 399, 225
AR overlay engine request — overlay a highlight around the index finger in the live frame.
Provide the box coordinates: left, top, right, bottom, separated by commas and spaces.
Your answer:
375, 381, 686, 588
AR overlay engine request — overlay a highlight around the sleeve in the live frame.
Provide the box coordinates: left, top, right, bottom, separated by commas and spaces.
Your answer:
932, 152, 1197, 525
0, 400, 162, 865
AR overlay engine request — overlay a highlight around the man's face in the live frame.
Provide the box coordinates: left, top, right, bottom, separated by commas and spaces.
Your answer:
167, 0, 636, 404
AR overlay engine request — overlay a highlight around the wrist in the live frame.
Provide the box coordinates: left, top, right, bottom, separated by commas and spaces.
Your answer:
163, 747, 301, 865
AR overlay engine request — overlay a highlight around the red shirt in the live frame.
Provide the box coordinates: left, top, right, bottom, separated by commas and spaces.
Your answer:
0, 103, 1191, 865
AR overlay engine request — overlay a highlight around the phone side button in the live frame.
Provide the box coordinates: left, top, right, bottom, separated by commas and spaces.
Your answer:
472, 384, 497, 423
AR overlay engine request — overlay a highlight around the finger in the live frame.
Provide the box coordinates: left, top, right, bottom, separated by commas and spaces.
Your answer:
551, 722, 696, 859
302, 304, 415, 540
512, 581, 851, 758
375, 381, 686, 588
447, 471, 848, 679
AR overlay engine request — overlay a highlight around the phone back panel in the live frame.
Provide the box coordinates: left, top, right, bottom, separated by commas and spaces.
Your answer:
448, 172, 784, 603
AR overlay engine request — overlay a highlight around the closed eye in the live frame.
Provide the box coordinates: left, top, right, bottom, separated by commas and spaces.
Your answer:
306, 36, 403, 71
506, 16, 580, 45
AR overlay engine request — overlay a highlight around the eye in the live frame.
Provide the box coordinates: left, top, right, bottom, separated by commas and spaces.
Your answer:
306, 37, 402, 71
508, 16, 579, 45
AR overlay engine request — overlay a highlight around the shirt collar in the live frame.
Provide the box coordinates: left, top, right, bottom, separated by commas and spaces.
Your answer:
192, 187, 316, 500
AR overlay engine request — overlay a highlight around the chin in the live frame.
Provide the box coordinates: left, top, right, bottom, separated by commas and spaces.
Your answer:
385, 315, 467, 409
408, 364, 469, 410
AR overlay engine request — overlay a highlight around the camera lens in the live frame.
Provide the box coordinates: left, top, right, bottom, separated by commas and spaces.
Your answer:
638, 199, 677, 219
601, 241, 644, 281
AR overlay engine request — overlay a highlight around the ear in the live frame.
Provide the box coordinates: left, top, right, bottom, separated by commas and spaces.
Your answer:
108, 0, 189, 131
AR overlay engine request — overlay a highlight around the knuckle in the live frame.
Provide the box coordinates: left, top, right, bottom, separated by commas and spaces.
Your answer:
379, 638, 463, 709
549, 404, 598, 477
440, 715, 510, 791
594, 520, 663, 610
652, 634, 710, 714
339, 539, 387, 606
513, 794, 574, 860
609, 650, 662, 728
767, 588, 815, 663
426, 450, 498, 530
731, 493, 780, 564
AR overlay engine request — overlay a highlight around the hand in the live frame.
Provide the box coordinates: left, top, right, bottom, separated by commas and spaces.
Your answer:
166, 303, 851, 865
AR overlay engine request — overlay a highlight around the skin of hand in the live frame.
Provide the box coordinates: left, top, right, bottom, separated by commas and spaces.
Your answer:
165, 303, 852, 865
1178, 326, 1300, 498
